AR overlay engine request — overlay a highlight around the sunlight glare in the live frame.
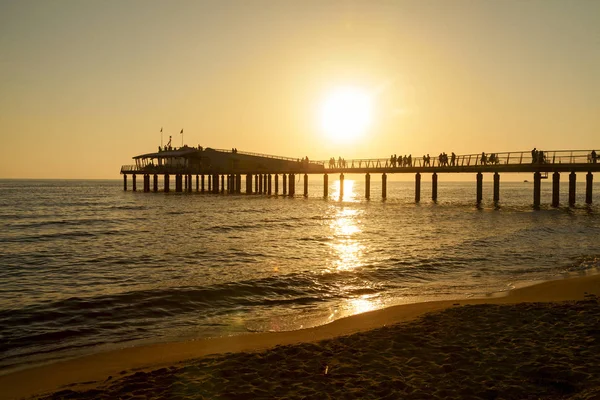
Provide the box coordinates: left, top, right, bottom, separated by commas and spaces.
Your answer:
320, 87, 373, 142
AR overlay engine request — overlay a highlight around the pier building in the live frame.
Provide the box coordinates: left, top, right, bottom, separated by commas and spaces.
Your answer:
121, 148, 599, 207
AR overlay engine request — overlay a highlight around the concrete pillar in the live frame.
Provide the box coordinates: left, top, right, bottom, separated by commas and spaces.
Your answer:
339, 173, 344, 199
283, 174, 287, 195
476, 173, 482, 204
586, 172, 593, 204
123, 174, 127, 191
236, 174, 242, 194
196, 175, 199, 192
432, 173, 438, 202
164, 174, 170, 193
212, 174, 219, 193
415, 173, 421, 203
382, 173, 387, 199
569, 172, 576, 206
220, 175, 225, 193
493, 172, 500, 203
207, 175, 212, 192
132, 174, 137, 192
246, 174, 252, 194
533, 172, 541, 208
324, 174, 328, 198
365, 173, 370, 200
552, 172, 560, 207
145, 174, 150, 192
226, 174, 231, 193
275, 174, 279, 194
259, 174, 263, 194
263, 174, 268, 194
289, 174, 295, 196
188, 174, 192, 193
303, 174, 308, 197
175, 174, 182, 192
268, 174, 272, 195
153, 174, 158, 192
201, 175, 205, 193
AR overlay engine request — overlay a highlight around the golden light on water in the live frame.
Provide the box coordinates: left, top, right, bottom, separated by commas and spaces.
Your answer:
330, 179, 359, 202
329, 208, 364, 271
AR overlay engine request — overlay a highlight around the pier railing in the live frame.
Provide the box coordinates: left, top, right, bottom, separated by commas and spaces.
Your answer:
317, 149, 597, 170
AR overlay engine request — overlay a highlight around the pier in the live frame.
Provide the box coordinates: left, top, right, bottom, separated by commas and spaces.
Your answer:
121, 148, 599, 207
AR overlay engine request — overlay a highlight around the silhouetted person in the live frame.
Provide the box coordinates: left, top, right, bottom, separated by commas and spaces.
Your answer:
481, 152, 487, 165
531, 148, 537, 163
591, 150, 597, 163
451, 152, 456, 166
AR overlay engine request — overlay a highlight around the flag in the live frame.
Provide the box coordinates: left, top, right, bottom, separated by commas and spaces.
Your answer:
180, 129, 184, 134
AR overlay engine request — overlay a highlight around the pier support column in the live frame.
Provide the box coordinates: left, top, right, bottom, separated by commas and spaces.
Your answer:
283, 174, 287, 195
176, 174, 182, 192
207, 175, 211, 192
533, 172, 541, 208
274, 174, 279, 194
339, 173, 344, 199
289, 174, 295, 196
304, 174, 308, 197
569, 172, 576, 206
268, 174, 272, 195
144, 174, 149, 192
476, 173, 482, 204
123, 175, 127, 191
188, 174, 192, 193
258, 174, 263, 194
382, 173, 387, 199
220, 175, 224, 193
365, 173, 370, 200
164, 174, 170, 193
196, 175, 199, 192
236, 175, 242, 194
586, 172, 593, 204
324, 174, 328, 198
201, 175, 205, 193
132, 174, 137, 192
552, 172, 560, 207
264, 174, 268, 194
245, 174, 251, 194
432, 173, 438, 202
415, 173, 421, 203
493, 172, 500, 203
153, 174, 158, 192
212, 174, 219, 194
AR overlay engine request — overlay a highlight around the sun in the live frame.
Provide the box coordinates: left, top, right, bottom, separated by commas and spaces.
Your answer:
319, 86, 373, 142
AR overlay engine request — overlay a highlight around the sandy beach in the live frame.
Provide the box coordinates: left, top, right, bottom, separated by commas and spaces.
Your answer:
2, 273, 600, 400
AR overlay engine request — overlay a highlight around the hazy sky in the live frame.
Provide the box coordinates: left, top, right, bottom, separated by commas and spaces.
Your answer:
1, 0, 598, 178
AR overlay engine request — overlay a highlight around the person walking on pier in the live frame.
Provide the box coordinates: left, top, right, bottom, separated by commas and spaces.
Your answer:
591, 150, 597, 163
451, 152, 456, 166
531, 148, 537, 163
481, 152, 487, 165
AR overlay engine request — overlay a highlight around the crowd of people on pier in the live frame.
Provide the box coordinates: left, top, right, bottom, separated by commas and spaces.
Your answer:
328, 157, 348, 168
531, 148, 547, 164
480, 152, 500, 165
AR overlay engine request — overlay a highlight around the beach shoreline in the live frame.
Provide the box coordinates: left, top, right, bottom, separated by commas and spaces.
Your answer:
2, 271, 600, 400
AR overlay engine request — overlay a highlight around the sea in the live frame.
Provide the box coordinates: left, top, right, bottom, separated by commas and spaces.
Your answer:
1, 177, 599, 374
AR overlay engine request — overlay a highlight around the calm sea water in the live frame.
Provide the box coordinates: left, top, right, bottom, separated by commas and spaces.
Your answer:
1, 178, 599, 373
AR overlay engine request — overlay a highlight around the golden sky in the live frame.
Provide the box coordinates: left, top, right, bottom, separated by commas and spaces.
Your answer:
1, 0, 598, 178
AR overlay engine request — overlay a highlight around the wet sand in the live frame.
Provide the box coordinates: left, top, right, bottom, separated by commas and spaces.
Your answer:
3, 273, 600, 399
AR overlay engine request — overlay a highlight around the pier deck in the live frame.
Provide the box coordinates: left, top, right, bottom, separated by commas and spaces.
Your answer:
120, 148, 599, 207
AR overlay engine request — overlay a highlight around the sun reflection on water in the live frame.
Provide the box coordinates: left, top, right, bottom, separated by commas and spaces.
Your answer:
330, 179, 359, 202
329, 208, 364, 271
